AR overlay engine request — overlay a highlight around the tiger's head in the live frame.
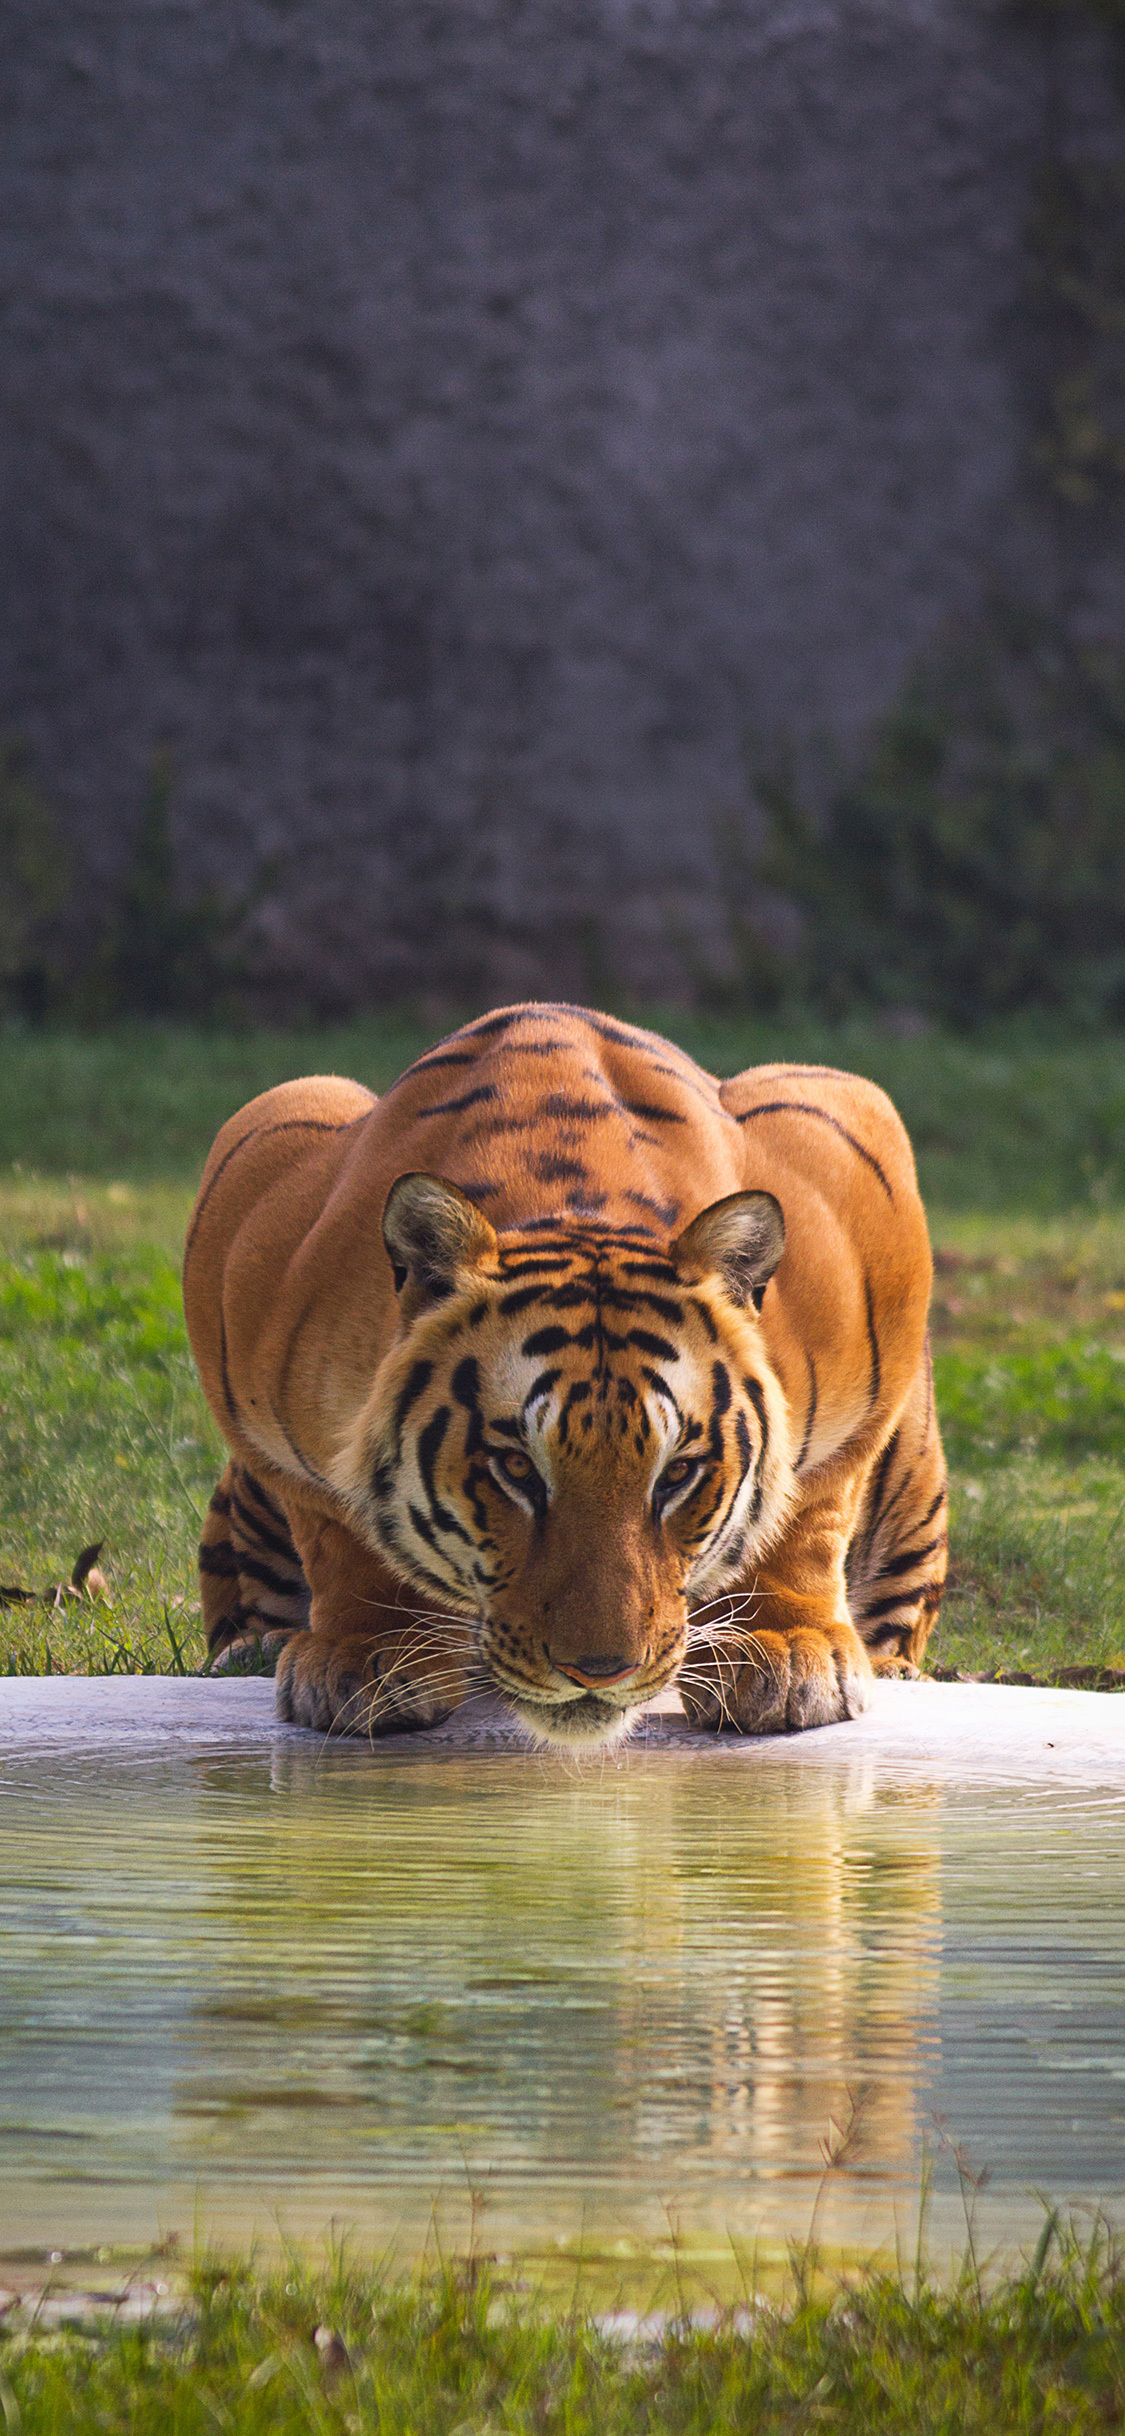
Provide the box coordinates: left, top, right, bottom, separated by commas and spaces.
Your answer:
332, 1174, 792, 1748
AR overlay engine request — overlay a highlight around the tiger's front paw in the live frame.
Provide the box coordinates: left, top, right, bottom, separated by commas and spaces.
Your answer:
276, 1632, 470, 1737
679, 1622, 873, 1735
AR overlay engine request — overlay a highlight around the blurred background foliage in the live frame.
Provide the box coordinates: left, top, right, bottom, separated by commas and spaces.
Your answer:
0, 745, 273, 1027
8, 598, 1125, 1035
724, 606, 1125, 1026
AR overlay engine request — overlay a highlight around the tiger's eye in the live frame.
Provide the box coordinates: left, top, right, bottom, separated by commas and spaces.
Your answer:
662, 1458, 695, 1488
498, 1449, 533, 1483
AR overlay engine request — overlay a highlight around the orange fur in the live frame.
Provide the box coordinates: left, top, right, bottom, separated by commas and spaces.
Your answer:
183, 1005, 946, 1744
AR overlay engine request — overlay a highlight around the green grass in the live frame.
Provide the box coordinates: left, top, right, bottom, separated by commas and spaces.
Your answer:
0, 1175, 219, 1673
3, 1015, 1125, 1679
0, 1016, 433, 1181
4, 2223, 1125, 2432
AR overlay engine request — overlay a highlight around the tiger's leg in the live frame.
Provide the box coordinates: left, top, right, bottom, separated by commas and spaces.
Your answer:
273, 1485, 476, 1736
680, 1347, 947, 1734
199, 1460, 312, 1667
680, 1468, 875, 1735
845, 1343, 948, 1676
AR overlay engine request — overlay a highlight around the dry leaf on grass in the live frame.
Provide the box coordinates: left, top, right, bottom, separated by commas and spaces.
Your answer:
0, 1539, 107, 1609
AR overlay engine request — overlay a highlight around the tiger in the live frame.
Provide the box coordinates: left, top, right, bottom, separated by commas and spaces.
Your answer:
183, 1003, 947, 1748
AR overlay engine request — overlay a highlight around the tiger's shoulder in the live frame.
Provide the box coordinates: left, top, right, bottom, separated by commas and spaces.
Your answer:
718, 1059, 922, 1212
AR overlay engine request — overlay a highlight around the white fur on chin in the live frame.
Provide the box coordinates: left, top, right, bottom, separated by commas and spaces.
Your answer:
509, 1696, 639, 1751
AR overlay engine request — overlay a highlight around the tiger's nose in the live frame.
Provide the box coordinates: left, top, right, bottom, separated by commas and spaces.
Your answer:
553, 1652, 639, 1688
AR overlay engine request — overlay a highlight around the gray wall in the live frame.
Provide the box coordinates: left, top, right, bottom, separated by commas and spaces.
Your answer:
0, 0, 1108, 1003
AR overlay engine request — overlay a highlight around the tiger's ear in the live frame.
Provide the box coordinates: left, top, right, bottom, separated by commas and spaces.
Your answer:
382, 1173, 499, 1307
671, 1191, 785, 1313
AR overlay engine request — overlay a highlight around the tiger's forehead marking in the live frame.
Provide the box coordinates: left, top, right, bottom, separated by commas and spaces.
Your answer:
471, 1226, 735, 1459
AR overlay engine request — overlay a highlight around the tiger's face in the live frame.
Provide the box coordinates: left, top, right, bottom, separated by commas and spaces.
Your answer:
331, 1175, 792, 1748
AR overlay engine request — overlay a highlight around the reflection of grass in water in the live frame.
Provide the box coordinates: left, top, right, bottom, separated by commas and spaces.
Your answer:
4, 2220, 1125, 2429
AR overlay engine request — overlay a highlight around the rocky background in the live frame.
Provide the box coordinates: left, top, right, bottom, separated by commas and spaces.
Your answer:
2, 0, 1121, 1006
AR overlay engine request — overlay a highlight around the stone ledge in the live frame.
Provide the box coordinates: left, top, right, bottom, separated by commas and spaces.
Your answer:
1, 1672, 1123, 1784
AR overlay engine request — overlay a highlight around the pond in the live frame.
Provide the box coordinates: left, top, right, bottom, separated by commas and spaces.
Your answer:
1, 1679, 1123, 2298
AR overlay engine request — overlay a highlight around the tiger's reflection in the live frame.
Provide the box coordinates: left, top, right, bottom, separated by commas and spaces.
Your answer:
177, 1749, 941, 2235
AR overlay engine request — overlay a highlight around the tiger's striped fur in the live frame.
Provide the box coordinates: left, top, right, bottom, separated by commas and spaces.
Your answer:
183, 1004, 947, 1744
199, 1460, 310, 1660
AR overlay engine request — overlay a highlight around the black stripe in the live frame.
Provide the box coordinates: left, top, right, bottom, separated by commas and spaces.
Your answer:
219, 1311, 240, 1432
862, 1430, 900, 1544
860, 1588, 938, 1623
416, 1403, 472, 1546
796, 1353, 818, 1471
626, 1327, 680, 1360
237, 1470, 290, 1527
690, 1295, 719, 1344
207, 1485, 232, 1518
515, 1216, 660, 1241
623, 1190, 681, 1225
498, 1253, 575, 1275
401, 1049, 478, 1074
539, 1093, 618, 1122
524, 1368, 562, 1406
706, 1360, 733, 1467
521, 1325, 572, 1357
864, 1435, 931, 1557
705, 1406, 754, 1543
416, 1085, 498, 1118
499, 1283, 559, 1316
864, 1276, 881, 1411
744, 1377, 769, 1519
533, 1154, 590, 1185
444, 1030, 572, 1062
874, 1534, 947, 1582
615, 1289, 685, 1323
230, 1492, 302, 1565
407, 1501, 440, 1551
451, 1355, 486, 1456
641, 1366, 682, 1418
199, 1541, 240, 1578
478, 1036, 571, 1056
556, 1379, 592, 1443
866, 1621, 911, 1649
229, 1549, 310, 1599
733, 1101, 894, 1201
618, 1099, 688, 1126
452, 1009, 552, 1038
393, 1360, 434, 1446
201, 1543, 307, 1599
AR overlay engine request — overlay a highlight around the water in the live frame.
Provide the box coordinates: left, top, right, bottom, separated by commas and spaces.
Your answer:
2, 1686, 1124, 2288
